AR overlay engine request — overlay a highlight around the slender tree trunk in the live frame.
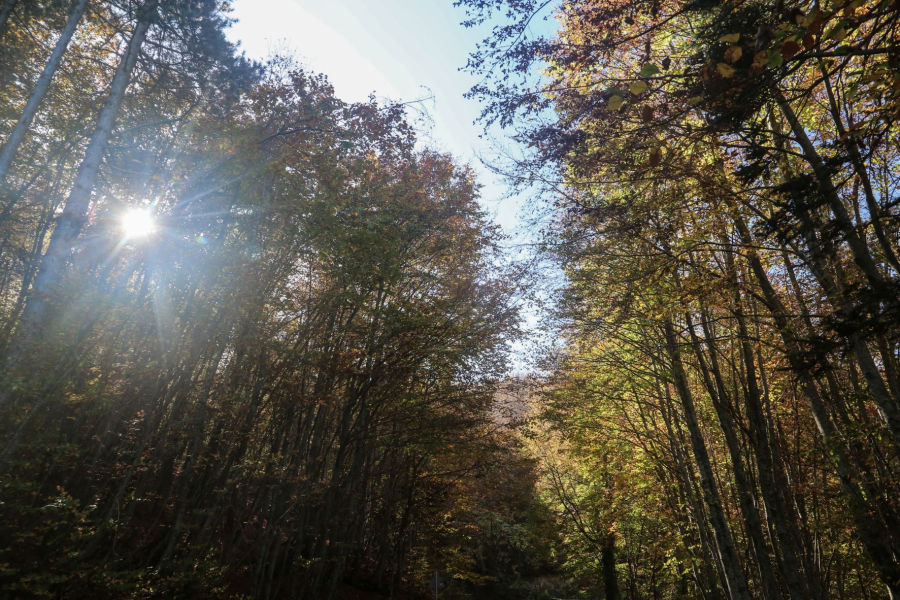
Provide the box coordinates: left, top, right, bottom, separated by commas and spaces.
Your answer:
654, 387, 726, 600
773, 88, 888, 291
3, 0, 157, 373
663, 319, 753, 600
816, 59, 900, 273
0, 0, 18, 41
684, 312, 785, 600
0, 0, 90, 188
723, 252, 817, 600
737, 218, 900, 599
764, 106, 900, 450
791, 207, 900, 450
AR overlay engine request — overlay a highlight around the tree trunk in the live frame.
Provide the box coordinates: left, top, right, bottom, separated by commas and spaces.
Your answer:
684, 312, 785, 600
723, 250, 818, 600
663, 319, 753, 600
0, 0, 90, 188
815, 59, 900, 273
737, 218, 900, 599
0, 0, 18, 41
3, 0, 157, 373
773, 88, 887, 291
602, 532, 622, 600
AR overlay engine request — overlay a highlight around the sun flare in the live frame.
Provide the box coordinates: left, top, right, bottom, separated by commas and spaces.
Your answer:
121, 208, 156, 238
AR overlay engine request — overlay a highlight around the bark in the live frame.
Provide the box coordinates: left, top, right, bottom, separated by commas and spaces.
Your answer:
793, 206, 900, 450
656, 385, 726, 600
725, 252, 818, 600
773, 88, 888, 291
0, 0, 89, 187
602, 532, 622, 600
816, 59, 900, 273
765, 101, 900, 451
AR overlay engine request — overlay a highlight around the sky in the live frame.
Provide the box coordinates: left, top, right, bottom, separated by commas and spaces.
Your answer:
225, 0, 536, 234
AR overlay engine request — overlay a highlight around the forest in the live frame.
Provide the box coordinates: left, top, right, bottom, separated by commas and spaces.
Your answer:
0, 0, 898, 599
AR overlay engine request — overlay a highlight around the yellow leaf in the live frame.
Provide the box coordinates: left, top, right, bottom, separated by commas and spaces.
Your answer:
717, 63, 736, 77
689, 96, 703, 106
629, 81, 648, 95
719, 33, 741, 43
724, 46, 743, 63
607, 95, 625, 111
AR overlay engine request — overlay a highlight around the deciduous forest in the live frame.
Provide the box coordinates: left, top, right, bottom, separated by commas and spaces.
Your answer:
0, 0, 898, 599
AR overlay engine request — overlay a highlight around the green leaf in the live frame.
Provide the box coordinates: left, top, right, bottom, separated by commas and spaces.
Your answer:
640, 64, 660, 77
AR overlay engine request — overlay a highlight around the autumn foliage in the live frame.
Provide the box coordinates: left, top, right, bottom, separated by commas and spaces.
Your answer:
461, 0, 900, 597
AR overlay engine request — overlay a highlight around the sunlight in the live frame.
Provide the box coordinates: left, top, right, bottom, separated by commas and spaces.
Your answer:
120, 208, 156, 238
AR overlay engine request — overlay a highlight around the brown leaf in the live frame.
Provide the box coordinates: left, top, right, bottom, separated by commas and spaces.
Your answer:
807, 11, 824, 35
662, 56, 671, 70
780, 40, 801, 60
752, 50, 769, 70
641, 105, 654, 122
649, 147, 662, 167
803, 33, 815, 50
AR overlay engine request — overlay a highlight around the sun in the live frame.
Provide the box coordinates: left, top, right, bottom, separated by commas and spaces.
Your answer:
121, 208, 156, 238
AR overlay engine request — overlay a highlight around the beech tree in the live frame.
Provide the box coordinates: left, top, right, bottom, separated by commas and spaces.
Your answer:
461, 0, 900, 597
0, 4, 532, 599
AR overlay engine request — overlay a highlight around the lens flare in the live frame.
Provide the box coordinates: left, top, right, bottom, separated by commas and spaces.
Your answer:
121, 208, 156, 238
